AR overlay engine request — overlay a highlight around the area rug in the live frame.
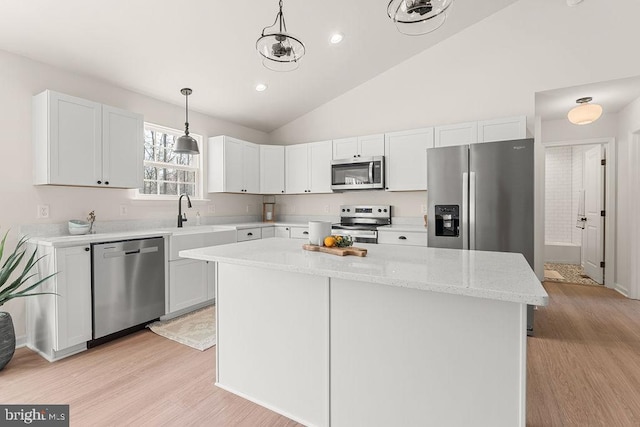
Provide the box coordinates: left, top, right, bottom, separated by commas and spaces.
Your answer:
544, 263, 601, 286
147, 305, 216, 351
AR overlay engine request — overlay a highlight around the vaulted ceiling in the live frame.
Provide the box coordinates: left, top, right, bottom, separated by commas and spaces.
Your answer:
0, 0, 519, 132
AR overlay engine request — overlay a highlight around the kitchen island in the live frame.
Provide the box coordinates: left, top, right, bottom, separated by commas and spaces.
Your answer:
180, 238, 547, 427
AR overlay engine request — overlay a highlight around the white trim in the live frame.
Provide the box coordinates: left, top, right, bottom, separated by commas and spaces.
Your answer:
541, 137, 616, 289
629, 131, 640, 299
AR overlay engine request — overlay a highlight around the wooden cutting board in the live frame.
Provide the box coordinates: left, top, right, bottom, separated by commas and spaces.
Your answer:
302, 244, 367, 257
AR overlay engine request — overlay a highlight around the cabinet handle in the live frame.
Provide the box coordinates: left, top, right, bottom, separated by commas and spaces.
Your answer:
281, 190, 285, 193
105, 181, 109, 185
247, 232, 253, 236
286, 227, 289, 231
303, 231, 309, 235
97, 180, 102, 184
84, 247, 90, 251
385, 187, 389, 190
399, 236, 407, 240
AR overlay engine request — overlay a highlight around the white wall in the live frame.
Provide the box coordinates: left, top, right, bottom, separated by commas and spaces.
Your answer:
544, 147, 573, 244
0, 48, 270, 338
268, 0, 640, 286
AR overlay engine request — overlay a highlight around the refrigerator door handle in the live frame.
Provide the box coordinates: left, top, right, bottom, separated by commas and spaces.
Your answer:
469, 171, 476, 250
462, 172, 469, 250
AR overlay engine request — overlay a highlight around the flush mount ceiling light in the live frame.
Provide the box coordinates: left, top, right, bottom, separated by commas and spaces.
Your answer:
567, 97, 603, 125
330, 33, 344, 44
566, 0, 584, 6
256, 0, 306, 72
255, 83, 268, 92
174, 88, 199, 155
387, 0, 453, 36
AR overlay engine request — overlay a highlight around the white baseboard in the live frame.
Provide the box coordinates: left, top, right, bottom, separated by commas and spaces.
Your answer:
15, 334, 27, 348
614, 282, 629, 298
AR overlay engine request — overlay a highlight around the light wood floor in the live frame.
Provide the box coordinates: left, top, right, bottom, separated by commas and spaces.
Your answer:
2, 282, 640, 426
527, 281, 640, 426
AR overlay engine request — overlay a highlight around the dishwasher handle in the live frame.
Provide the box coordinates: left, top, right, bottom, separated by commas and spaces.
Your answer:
102, 246, 159, 259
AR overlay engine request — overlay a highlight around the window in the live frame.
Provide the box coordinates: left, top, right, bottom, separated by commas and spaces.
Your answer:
141, 123, 202, 198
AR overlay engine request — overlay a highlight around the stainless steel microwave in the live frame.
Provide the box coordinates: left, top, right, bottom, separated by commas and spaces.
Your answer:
331, 156, 385, 191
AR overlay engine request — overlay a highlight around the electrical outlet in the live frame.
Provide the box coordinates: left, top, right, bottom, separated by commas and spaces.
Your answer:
37, 205, 50, 219
208, 205, 216, 214
119, 205, 128, 216
421, 204, 428, 214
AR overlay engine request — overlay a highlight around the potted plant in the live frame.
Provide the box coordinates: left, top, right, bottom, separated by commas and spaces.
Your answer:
0, 230, 56, 370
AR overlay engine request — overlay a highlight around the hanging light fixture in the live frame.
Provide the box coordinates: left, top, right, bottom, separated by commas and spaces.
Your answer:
387, 0, 453, 36
567, 97, 603, 125
175, 88, 199, 154
256, 0, 305, 72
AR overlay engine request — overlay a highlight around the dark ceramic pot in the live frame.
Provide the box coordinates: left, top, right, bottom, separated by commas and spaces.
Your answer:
0, 312, 16, 370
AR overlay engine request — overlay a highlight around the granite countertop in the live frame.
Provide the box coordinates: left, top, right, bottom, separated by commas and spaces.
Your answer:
180, 238, 548, 306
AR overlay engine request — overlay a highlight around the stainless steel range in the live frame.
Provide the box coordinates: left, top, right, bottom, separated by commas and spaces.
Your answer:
332, 205, 391, 244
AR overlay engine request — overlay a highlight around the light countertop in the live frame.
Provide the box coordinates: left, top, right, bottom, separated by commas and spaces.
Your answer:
180, 238, 547, 306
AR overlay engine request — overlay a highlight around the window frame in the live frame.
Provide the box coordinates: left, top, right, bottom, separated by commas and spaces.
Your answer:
137, 122, 204, 200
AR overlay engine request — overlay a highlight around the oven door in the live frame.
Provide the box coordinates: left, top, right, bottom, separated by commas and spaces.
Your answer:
331, 156, 384, 191
331, 227, 378, 244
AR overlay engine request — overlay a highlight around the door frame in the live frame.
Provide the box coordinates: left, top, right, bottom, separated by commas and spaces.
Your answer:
540, 137, 616, 289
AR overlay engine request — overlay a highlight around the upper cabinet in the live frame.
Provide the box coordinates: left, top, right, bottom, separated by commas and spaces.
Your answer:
477, 115, 526, 143
260, 145, 285, 194
208, 135, 260, 194
33, 90, 143, 188
333, 134, 385, 159
385, 127, 434, 191
285, 140, 332, 194
434, 121, 478, 147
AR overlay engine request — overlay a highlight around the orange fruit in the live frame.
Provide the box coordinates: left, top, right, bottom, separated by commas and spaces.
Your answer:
324, 236, 336, 247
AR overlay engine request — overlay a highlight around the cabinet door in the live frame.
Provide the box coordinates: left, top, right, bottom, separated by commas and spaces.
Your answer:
477, 116, 526, 143
225, 137, 245, 193
285, 144, 309, 194
308, 140, 333, 193
206, 261, 216, 301
333, 137, 358, 159
169, 259, 209, 313
385, 128, 434, 191
243, 141, 260, 193
46, 91, 102, 186
434, 122, 478, 147
55, 245, 92, 350
260, 145, 285, 194
358, 134, 385, 157
261, 226, 276, 238
274, 226, 290, 238
102, 105, 143, 188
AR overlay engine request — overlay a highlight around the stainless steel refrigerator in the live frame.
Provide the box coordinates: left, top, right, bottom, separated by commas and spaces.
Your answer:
427, 138, 535, 333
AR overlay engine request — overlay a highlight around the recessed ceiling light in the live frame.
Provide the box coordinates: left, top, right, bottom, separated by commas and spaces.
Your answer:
329, 33, 344, 44
255, 83, 268, 92
567, 0, 583, 6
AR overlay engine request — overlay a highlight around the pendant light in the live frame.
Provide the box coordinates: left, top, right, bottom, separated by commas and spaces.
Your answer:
256, 0, 305, 72
175, 88, 199, 154
567, 97, 603, 125
387, 0, 453, 36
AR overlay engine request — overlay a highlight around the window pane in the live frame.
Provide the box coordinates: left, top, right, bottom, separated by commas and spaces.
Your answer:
142, 181, 158, 194
182, 184, 195, 196
144, 166, 157, 180
161, 182, 178, 195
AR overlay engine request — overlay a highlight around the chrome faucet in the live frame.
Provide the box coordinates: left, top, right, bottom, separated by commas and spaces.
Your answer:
177, 193, 192, 228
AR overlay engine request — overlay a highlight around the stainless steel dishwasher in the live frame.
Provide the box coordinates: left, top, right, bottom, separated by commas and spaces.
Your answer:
91, 237, 165, 341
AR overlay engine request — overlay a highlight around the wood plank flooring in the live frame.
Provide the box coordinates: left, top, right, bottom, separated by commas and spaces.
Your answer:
527, 281, 640, 426
2, 281, 640, 426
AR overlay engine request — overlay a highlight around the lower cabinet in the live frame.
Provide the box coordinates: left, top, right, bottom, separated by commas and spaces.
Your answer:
168, 259, 214, 313
290, 226, 310, 239
27, 244, 92, 361
274, 226, 291, 238
237, 227, 262, 242
378, 230, 428, 247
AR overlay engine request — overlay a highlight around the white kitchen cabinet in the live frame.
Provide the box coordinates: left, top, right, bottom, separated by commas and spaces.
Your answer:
167, 229, 236, 316
260, 145, 285, 194
261, 226, 275, 238
434, 121, 478, 147
33, 90, 143, 188
378, 230, 428, 247
332, 134, 385, 159
384, 127, 434, 191
274, 226, 291, 238
290, 226, 310, 239
169, 258, 209, 313
477, 115, 527, 143
27, 244, 92, 361
285, 140, 332, 194
237, 227, 262, 242
208, 135, 260, 194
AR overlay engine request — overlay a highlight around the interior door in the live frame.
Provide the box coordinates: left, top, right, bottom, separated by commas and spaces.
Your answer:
583, 145, 604, 284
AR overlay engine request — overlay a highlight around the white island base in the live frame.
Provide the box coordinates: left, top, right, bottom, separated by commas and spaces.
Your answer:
216, 264, 526, 427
